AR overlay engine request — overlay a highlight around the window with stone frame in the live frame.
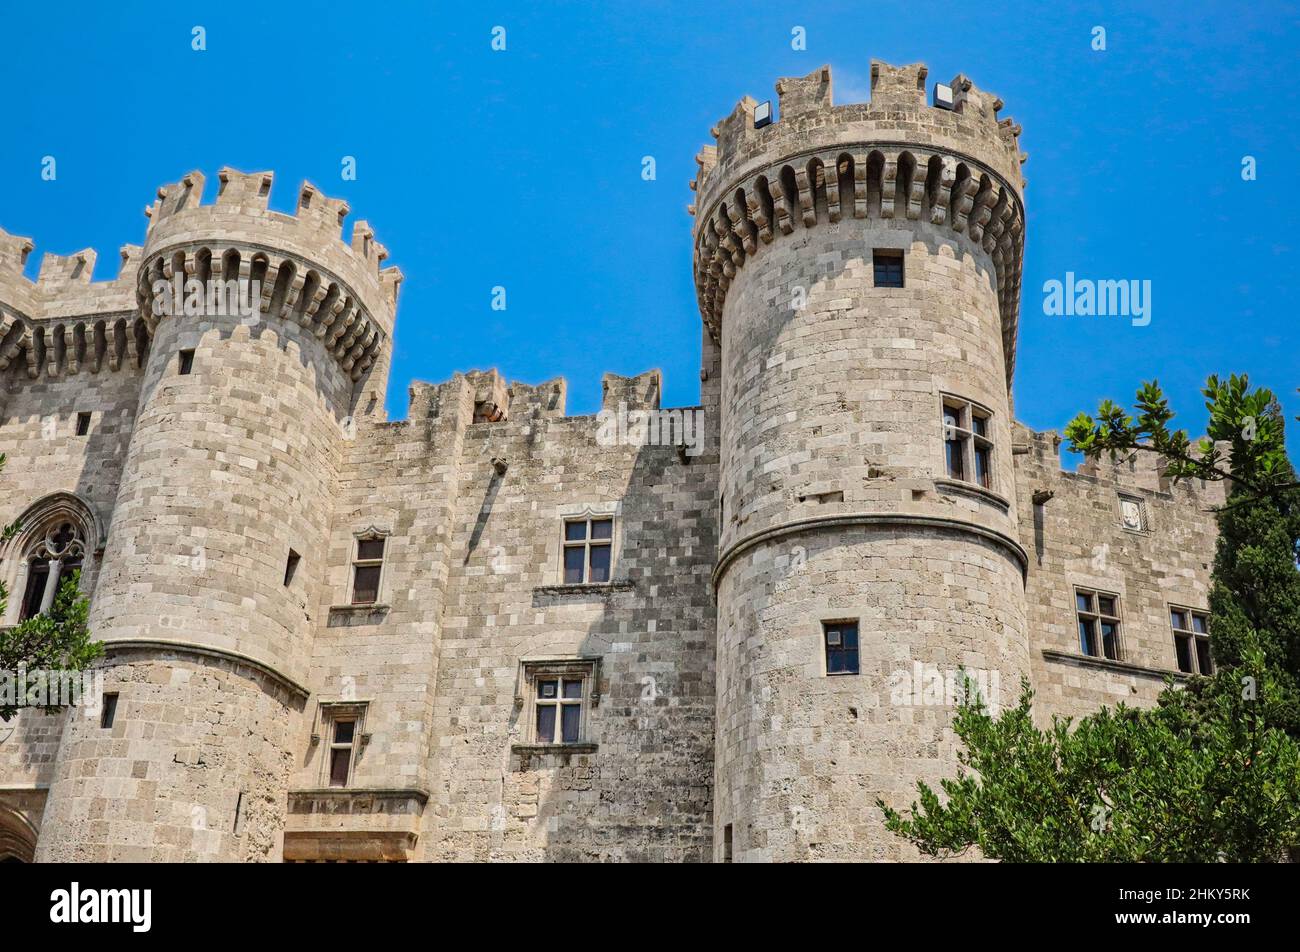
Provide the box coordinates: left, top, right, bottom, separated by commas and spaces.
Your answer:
941, 396, 994, 490
1075, 588, 1123, 661
18, 519, 86, 622
562, 516, 613, 584
823, 620, 860, 675
349, 532, 387, 605
522, 660, 596, 745
318, 702, 368, 788
1170, 607, 1213, 675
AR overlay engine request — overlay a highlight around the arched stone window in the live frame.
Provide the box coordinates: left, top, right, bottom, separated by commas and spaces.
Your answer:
2, 493, 99, 626
0, 806, 37, 863
17, 520, 86, 621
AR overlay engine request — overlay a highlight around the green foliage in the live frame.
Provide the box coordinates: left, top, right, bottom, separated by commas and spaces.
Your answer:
879, 658, 1300, 862
0, 452, 102, 722
883, 375, 1300, 861
1064, 375, 1298, 499
0, 571, 102, 721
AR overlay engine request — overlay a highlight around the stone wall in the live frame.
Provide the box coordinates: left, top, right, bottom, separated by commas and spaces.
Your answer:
1013, 425, 1223, 721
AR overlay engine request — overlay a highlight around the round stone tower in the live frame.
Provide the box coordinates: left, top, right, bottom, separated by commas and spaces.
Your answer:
35, 169, 399, 861
694, 62, 1031, 861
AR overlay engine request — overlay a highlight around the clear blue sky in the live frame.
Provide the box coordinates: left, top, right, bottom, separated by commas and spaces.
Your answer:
1, 1, 1296, 459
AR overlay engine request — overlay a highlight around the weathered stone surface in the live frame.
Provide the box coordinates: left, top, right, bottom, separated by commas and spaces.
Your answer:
0, 62, 1219, 863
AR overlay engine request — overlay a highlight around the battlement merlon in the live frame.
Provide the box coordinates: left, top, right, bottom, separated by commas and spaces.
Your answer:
692, 61, 1026, 217
0, 224, 150, 340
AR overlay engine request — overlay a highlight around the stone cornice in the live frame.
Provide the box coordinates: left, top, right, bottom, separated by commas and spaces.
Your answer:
691, 143, 1024, 389
712, 511, 1029, 588
101, 638, 310, 702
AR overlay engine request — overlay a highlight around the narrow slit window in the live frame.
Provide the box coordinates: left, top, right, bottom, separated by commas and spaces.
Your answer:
284, 549, 300, 587
178, 349, 195, 375
100, 693, 118, 729
75, 412, 91, 436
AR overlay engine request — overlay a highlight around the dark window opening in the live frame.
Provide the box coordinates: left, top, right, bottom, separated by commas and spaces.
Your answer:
873, 249, 904, 288
178, 349, 195, 375
351, 537, 385, 605
20, 554, 82, 622
562, 517, 613, 584
1076, 589, 1122, 661
824, 621, 860, 675
534, 676, 585, 744
1171, 608, 1212, 674
284, 549, 300, 586
100, 693, 119, 729
329, 719, 356, 787
723, 823, 734, 863
75, 412, 91, 436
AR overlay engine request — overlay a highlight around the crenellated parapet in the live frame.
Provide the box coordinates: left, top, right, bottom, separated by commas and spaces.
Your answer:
135, 169, 400, 382
689, 61, 1027, 386
0, 169, 401, 384
0, 226, 147, 379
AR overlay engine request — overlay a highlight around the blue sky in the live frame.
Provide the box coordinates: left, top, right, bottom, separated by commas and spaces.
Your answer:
1, 1, 1296, 460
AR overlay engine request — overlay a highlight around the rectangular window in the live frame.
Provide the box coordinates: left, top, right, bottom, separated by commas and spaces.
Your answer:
1076, 588, 1122, 661
350, 536, 385, 605
75, 412, 91, 436
873, 249, 904, 288
178, 349, 195, 375
284, 549, 300, 587
532, 673, 587, 744
100, 692, 118, 729
562, 517, 613, 584
824, 621, 860, 675
1171, 607, 1212, 674
941, 397, 994, 489
723, 823, 733, 863
328, 719, 356, 787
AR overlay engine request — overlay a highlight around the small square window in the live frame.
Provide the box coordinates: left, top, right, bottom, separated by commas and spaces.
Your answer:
75, 412, 91, 436
178, 349, 195, 375
100, 692, 118, 729
824, 621, 860, 675
873, 250, 904, 288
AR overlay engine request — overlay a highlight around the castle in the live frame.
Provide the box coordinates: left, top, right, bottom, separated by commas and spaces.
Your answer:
0, 60, 1222, 863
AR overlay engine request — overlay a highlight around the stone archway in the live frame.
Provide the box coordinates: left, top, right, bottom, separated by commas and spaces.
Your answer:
0, 806, 38, 863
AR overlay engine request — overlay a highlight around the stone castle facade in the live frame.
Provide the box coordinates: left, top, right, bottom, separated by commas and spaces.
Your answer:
0, 60, 1221, 863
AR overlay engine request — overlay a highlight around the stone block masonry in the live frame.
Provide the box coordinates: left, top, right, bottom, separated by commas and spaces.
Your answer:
0, 59, 1220, 863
